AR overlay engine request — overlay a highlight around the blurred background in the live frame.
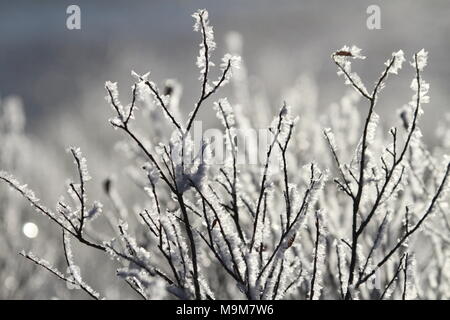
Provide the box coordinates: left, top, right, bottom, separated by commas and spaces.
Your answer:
0, 0, 449, 299
1, 1, 449, 140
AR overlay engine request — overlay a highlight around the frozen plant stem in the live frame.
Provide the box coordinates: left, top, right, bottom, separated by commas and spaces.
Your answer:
332, 52, 398, 298
309, 211, 321, 300
332, 50, 442, 299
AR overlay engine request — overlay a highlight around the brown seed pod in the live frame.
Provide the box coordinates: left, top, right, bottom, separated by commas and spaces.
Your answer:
334, 51, 353, 57
258, 243, 267, 252
286, 235, 296, 248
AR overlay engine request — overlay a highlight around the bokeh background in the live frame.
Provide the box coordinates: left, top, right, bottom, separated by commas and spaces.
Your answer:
1, 1, 450, 140
0, 0, 449, 299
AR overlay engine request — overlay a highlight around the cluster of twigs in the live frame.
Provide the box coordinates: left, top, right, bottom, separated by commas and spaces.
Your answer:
1, 10, 449, 300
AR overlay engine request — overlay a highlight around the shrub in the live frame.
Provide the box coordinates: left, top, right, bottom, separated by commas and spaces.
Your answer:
1, 9, 449, 300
